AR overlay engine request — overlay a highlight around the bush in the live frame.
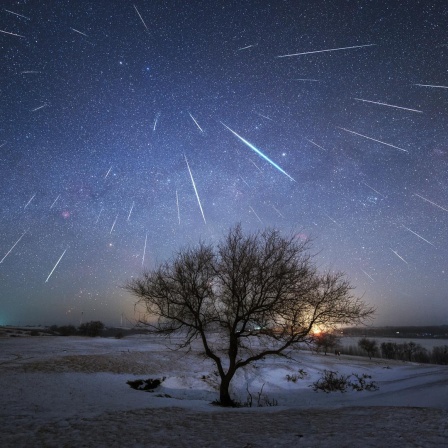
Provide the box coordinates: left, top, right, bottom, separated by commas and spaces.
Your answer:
78, 321, 104, 337
312, 370, 379, 393
127, 377, 165, 391
312, 370, 351, 393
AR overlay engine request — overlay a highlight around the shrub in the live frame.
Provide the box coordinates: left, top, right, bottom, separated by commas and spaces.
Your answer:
312, 370, 379, 393
78, 321, 104, 337
127, 377, 165, 391
312, 370, 350, 393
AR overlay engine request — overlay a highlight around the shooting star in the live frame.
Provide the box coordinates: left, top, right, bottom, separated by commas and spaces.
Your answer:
21, 70, 41, 74
0, 28, 25, 38
324, 213, 340, 226
239, 176, 250, 188
272, 204, 285, 218
70, 27, 88, 37
142, 232, 147, 267
237, 44, 256, 51
337, 127, 408, 153
390, 248, 408, 265
249, 206, 263, 224
4, 9, 30, 20
250, 159, 262, 173
254, 112, 273, 121
188, 112, 204, 133
414, 84, 448, 89
0, 230, 27, 264
45, 248, 67, 283
0, 141, 7, 148
153, 113, 160, 131
413, 193, 448, 212
221, 122, 296, 181
127, 201, 134, 221
277, 43, 375, 58
31, 104, 47, 112
401, 225, 436, 247
354, 98, 422, 113
361, 181, 386, 198
133, 4, 149, 32
360, 269, 375, 282
104, 165, 112, 179
24, 193, 36, 209
50, 194, 60, 209
305, 138, 327, 151
110, 214, 119, 234
293, 78, 320, 82
184, 155, 206, 224
176, 190, 180, 225
95, 207, 103, 224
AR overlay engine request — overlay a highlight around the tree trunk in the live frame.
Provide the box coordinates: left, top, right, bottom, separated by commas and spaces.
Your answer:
219, 374, 234, 406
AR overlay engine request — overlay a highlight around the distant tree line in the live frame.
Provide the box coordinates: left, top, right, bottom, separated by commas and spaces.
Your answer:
49, 321, 105, 337
337, 337, 448, 365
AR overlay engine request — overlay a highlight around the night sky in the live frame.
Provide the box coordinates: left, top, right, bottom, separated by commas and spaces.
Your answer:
1, 0, 447, 327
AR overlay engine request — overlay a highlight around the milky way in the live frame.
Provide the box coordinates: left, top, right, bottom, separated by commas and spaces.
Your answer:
1, 0, 447, 326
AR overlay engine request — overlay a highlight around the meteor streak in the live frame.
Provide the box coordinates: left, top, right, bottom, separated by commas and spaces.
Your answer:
184, 155, 206, 224
104, 166, 112, 179
250, 160, 262, 173
188, 112, 204, 133
95, 207, 103, 224
221, 122, 296, 181
272, 204, 285, 218
0, 28, 25, 38
110, 214, 119, 234
360, 269, 375, 282
21, 70, 41, 74
353, 98, 422, 113
305, 138, 327, 151
361, 181, 386, 198
45, 248, 67, 283
277, 43, 375, 58
70, 27, 88, 37
390, 249, 408, 265
0, 141, 7, 148
337, 127, 408, 153
254, 112, 273, 121
133, 4, 149, 32
153, 113, 160, 131
294, 78, 320, 82
24, 193, 36, 209
0, 230, 27, 264
401, 225, 435, 247
50, 194, 60, 209
413, 193, 448, 212
142, 233, 147, 267
176, 190, 180, 225
4, 9, 30, 20
237, 44, 256, 51
127, 201, 134, 221
414, 83, 448, 89
249, 206, 263, 224
31, 104, 47, 112
324, 213, 340, 226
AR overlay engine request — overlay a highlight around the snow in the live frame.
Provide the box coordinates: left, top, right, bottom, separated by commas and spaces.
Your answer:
1, 334, 447, 447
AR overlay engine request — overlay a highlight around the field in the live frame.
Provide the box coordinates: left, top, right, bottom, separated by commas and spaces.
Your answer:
1, 333, 447, 447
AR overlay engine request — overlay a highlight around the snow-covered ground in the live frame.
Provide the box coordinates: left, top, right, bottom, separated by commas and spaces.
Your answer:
1, 334, 447, 447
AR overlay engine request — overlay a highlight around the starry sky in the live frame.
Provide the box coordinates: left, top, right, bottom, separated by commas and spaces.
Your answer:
1, 0, 447, 327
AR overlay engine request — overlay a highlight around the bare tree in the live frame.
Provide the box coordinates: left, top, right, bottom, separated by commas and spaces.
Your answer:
313, 332, 340, 355
126, 225, 374, 406
358, 337, 378, 359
